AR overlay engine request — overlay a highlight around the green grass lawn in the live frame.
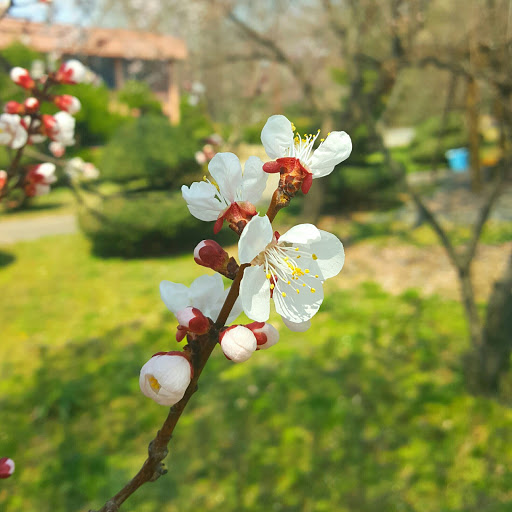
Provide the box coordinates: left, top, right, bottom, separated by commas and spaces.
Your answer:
1, 233, 512, 512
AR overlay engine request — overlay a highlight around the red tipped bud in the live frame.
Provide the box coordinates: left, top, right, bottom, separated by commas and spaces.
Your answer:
24, 97, 40, 113
0, 170, 7, 191
10, 67, 35, 89
54, 94, 81, 114
0, 458, 15, 479
194, 239, 229, 269
55, 60, 86, 84
245, 321, 280, 350
49, 141, 65, 157
219, 325, 257, 363
175, 306, 210, 341
4, 101, 23, 114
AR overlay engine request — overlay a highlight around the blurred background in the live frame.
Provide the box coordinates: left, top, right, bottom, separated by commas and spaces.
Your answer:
1, 0, 511, 511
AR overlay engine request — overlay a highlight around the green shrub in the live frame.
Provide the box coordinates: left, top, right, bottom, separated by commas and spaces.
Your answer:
117, 80, 163, 115
78, 191, 235, 258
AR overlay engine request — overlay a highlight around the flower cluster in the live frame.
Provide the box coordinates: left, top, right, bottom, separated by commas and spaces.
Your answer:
0, 60, 99, 201
140, 115, 351, 407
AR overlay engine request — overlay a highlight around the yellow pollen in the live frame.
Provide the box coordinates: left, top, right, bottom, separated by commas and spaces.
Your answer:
284, 256, 289, 262
296, 255, 301, 259
327, 132, 331, 135
315, 274, 319, 278
148, 375, 161, 392
282, 292, 287, 297
296, 289, 300, 294
270, 284, 274, 290
303, 283, 306, 287
291, 122, 296, 131
305, 269, 310, 274
317, 129, 321, 132
311, 288, 316, 293
266, 273, 271, 279
287, 280, 291, 285
294, 247, 299, 251
320, 138, 325, 142
312, 254, 318, 260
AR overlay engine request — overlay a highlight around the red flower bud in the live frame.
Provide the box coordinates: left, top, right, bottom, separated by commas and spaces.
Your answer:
24, 97, 40, 114
0, 458, 15, 479
10, 67, 35, 89
54, 95, 81, 114
175, 306, 210, 341
194, 240, 229, 270
245, 321, 279, 350
4, 101, 23, 114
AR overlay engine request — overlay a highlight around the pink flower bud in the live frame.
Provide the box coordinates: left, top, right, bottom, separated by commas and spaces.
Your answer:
24, 163, 57, 197
55, 60, 86, 84
24, 97, 40, 113
194, 240, 230, 270
219, 325, 257, 363
245, 321, 279, 350
139, 351, 193, 406
0, 458, 15, 479
10, 67, 35, 89
49, 141, 65, 157
4, 101, 22, 114
175, 306, 210, 337
0, 170, 7, 191
54, 95, 81, 115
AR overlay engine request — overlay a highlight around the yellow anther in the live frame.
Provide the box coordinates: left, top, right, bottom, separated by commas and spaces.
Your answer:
305, 269, 310, 274
287, 280, 291, 285
315, 274, 319, 278
284, 256, 289, 261
148, 376, 161, 392
327, 132, 331, 135
291, 122, 296, 131
296, 289, 300, 294
320, 138, 325, 142
303, 283, 306, 287
294, 247, 299, 251
312, 254, 318, 260
270, 284, 275, 290
311, 288, 316, 293
282, 292, 287, 297
296, 255, 301, 259
266, 273, 271, 279
317, 129, 321, 132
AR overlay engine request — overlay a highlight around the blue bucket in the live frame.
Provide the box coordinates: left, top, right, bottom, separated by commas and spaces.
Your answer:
445, 147, 469, 172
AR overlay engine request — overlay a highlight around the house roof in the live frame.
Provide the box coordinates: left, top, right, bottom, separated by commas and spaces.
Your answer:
0, 18, 187, 61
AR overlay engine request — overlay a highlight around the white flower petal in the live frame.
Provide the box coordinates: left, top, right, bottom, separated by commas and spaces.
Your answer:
238, 215, 273, 264
181, 182, 224, 221
310, 131, 352, 178
280, 316, 311, 332
279, 223, 321, 245
189, 274, 225, 319
308, 230, 345, 279
226, 295, 244, 324
240, 265, 271, 321
261, 115, 294, 160
160, 281, 190, 314
241, 156, 268, 204
273, 273, 324, 323
208, 152, 243, 203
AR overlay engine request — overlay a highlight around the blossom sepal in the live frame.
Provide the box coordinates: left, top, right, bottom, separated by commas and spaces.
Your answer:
214, 200, 257, 236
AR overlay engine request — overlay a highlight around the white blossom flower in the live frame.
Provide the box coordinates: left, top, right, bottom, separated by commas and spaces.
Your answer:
25, 163, 57, 197
49, 141, 65, 157
0, 114, 28, 149
220, 325, 257, 362
139, 352, 193, 406
0, 457, 15, 479
238, 215, 344, 329
160, 273, 242, 327
43, 112, 75, 146
261, 114, 352, 193
182, 152, 267, 234
56, 59, 87, 84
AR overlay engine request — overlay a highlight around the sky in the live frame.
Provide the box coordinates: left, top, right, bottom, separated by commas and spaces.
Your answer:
9, 0, 92, 25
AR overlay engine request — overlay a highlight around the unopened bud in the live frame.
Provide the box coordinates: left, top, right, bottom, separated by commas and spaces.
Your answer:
219, 325, 257, 363
49, 141, 65, 157
54, 94, 81, 114
175, 306, 210, 339
245, 321, 279, 350
24, 97, 40, 113
0, 170, 7, 191
4, 101, 22, 114
194, 239, 230, 269
139, 351, 193, 406
0, 458, 15, 479
55, 60, 86, 84
10, 67, 35, 89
